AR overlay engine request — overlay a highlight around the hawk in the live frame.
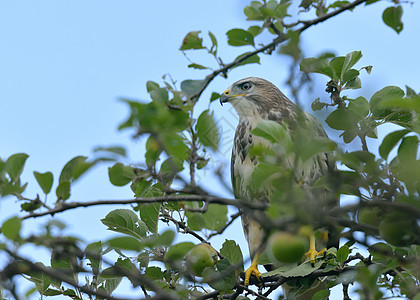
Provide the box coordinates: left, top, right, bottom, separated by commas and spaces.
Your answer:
220, 77, 337, 289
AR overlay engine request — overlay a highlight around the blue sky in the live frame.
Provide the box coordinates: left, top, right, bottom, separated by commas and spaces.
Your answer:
1, 1, 419, 298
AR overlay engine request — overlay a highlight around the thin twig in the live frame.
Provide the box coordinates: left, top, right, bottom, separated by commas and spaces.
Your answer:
208, 211, 241, 239
21, 195, 266, 220
161, 213, 209, 245
190, 0, 369, 103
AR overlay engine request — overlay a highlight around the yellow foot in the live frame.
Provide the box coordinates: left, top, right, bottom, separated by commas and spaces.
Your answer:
244, 254, 261, 286
305, 247, 326, 265
305, 233, 326, 266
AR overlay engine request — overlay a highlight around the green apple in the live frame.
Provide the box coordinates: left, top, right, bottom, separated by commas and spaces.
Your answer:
379, 213, 417, 247
268, 232, 306, 263
358, 207, 382, 227
185, 243, 218, 276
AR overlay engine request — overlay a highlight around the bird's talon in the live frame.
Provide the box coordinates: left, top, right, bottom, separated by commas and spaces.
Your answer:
244, 265, 261, 286
305, 233, 327, 266
244, 254, 261, 286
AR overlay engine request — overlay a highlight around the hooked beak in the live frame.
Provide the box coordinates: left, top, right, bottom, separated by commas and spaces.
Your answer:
220, 89, 231, 106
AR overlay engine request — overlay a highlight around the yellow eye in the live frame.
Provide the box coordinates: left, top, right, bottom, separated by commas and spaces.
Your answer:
241, 82, 251, 91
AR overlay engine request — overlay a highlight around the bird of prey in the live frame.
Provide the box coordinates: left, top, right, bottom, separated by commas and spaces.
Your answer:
220, 77, 337, 289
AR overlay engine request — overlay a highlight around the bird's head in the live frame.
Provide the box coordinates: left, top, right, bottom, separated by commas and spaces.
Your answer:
220, 77, 292, 119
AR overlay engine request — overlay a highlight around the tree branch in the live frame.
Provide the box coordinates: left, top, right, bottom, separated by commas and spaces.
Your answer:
191, 0, 369, 102
3, 247, 181, 300
2, 250, 133, 300
208, 211, 241, 239
21, 195, 266, 220
297, 0, 368, 33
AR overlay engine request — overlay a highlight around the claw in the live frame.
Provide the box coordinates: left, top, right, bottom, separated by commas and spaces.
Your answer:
244, 253, 261, 286
305, 233, 326, 266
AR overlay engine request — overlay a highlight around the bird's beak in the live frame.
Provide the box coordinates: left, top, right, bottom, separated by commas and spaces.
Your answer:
220, 89, 231, 106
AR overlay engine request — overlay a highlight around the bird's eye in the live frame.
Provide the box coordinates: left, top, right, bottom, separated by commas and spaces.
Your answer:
241, 82, 251, 91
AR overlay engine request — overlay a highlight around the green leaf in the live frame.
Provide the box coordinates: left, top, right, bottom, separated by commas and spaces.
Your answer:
248, 25, 262, 37
312, 289, 331, 300
161, 133, 189, 160
366, 0, 380, 4
298, 137, 336, 163
145, 266, 165, 280
220, 240, 244, 271
268, 21, 283, 35
262, 260, 323, 278
107, 236, 144, 251
43, 289, 62, 296
341, 150, 375, 172
56, 181, 71, 201
180, 31, 205, 50
205, 258, 236, 291
33, 171, 53, 195
202, 204, 228, 231
398, 135, 419, 164
196, 110, 220, 151
342, 128, 358, 144
350, 96, 369, 115
146, 80, 160, 92
5, 153, 29, 183
150, 230, 175, 247
252, 120, 292, 150
406, 85, 417, 98
370, 86, 405, 118
1, 216, 21, 241
231, 52, 260, 68
244, 5, 264, 21
336, 245, 350, 263
368, 242, 393, 262
342, 51, 363, 73
104, 277, 122, 294
342, 69, 359, 84
108, 163, 134, 186
186, 212, 205, 231
21, 201, 41, 212
260, 7, 274, 17
325, 107, 360, 131
93, 146, 127, 157
379, 96, 420, 113
135, 182, 164, 199
208, 31, 217, 54
187, 63, 208, 70
59, 156, 93, 183
382, 6, 403, 34
165, 242, 195, 262
138, 203, 161, 234
85, 241, 102, 274
344, 77, 361, 90
300, 57, 334, 79
137, 251, 150, 268
311, 98, 328, 111
150, 87, 169, 104
330, 56, 345, 80
26, 263, 56, 293
226, 28, 255, 47
101, 209, 147, 240
159, 156, 184, 182
210, 92, 220, 102
145, 135, 161, 166
181, 79, 206, 98
379, 129, 410, 159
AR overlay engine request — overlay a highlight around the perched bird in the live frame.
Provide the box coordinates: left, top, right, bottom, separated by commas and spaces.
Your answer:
220, 77, 337, 293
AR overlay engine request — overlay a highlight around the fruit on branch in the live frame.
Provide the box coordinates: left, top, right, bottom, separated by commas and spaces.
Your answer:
379, 212, 417, 247
185, 243, 218, 276
268, 232, 306, 264
357, 207, 382, 227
